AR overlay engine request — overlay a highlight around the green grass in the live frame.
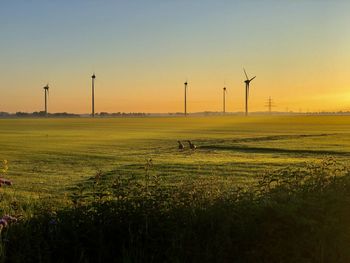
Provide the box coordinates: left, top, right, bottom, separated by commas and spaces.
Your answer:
1, 116, 350, 262
1, 115, 350, 201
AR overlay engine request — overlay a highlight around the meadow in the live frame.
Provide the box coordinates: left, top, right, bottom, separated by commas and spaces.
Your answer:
1, 115, 350, 262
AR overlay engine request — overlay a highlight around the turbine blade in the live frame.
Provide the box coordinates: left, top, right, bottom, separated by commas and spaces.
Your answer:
249, 76, 256, 82
243, 68, 249, 80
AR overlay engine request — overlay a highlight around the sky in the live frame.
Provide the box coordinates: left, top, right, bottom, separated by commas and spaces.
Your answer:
1, 0, 350, 113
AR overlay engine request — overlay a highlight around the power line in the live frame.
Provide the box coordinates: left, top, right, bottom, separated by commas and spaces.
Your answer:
265, 96, 276, 114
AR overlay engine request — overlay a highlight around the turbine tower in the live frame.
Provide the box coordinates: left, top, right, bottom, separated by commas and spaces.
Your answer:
223, 87, 227, 114
43, 84, 49, 115
184, 81, 188, 116
243, 68, 256, 116
91, 73, 96, 117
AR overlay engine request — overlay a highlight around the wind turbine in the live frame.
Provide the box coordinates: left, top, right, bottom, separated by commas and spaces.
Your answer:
184, 81, 188, 116
91, 73, 96, 117
43, 84, 49, 115
243, 68, 256, 116
223, 86, 227, 114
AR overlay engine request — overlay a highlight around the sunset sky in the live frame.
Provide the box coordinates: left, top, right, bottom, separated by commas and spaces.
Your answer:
1, 0, 350, 113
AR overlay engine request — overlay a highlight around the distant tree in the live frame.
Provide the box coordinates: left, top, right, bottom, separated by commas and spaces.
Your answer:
0, 112, 10, 117
15, 112, 29, 117
99, 112, 109, 117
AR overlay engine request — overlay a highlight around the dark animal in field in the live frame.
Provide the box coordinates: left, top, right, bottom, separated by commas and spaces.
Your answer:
187, 140, 197, 150
178, 141, 185, 150
0, 178, 12, 187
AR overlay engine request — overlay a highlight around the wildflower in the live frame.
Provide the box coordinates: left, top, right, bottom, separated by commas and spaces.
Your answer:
0, 215, 17, 233
2, 215, 17, 223
1, 160, 8, 174
0, 219, 8, 228
49, 219, 58, 225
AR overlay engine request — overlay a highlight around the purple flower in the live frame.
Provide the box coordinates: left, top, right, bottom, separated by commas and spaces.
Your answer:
0, 215, 17, 232
49, 219, 57, 225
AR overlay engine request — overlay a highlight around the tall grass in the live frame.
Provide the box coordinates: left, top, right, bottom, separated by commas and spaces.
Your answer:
2, 158, 350, 262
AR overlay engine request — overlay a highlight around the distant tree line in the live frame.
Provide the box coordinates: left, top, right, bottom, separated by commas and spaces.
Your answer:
97, 112, 149, 117
0, 111, 149, 118
0, 111, 80, 118
2, 111, 350, 118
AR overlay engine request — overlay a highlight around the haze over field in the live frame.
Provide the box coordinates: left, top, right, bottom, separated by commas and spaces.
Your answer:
3, 2, 350, 262
1, 1, 350, 113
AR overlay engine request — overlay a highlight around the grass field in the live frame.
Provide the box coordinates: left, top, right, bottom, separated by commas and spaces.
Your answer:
1, 115, 350, 201
1, 115, 350, 262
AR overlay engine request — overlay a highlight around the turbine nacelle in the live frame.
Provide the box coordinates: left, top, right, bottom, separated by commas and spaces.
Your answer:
244, 68, 256, 84
244, 77, 256, 84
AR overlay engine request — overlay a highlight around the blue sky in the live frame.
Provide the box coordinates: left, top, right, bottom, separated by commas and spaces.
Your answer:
1, 1, 350, 113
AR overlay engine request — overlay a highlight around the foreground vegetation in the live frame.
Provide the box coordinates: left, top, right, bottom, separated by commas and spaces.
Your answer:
1, 116, 350, 262
1, 158, 350, 262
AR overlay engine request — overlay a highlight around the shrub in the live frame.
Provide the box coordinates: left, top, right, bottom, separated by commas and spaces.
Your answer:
2, 158, 350, 262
